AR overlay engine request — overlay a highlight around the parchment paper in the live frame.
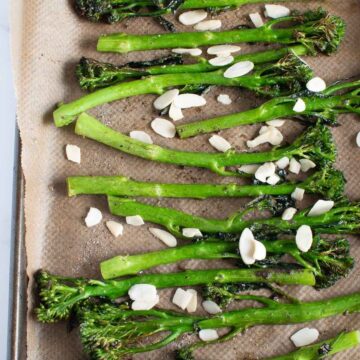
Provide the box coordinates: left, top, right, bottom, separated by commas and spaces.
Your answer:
11, 0, 360, 358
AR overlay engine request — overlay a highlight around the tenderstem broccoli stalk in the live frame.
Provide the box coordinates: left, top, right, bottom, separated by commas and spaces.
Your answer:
108, 197, 360, 236
77, 45, 308, 91
79, 292, 360, 360
100, 236, 353, 289
54, 53, 313, 126
267, 330, 360, 360
97, 9, 345, 54
35, 267, 314, 323
67, 167, 345, 200
177, 79, 360, 138
73, 114, 335, 176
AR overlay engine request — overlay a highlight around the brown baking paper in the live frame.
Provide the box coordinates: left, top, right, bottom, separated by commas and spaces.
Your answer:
11, 0, 360, 359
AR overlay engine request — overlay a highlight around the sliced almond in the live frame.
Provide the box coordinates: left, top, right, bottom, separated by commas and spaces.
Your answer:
299, 159, 316, 172
296, 225, 313, 252
291, 328, 319, 347
128, 284, 157, 301
308, 200, 334, 217
202, 300, 222, 314
238, 164, 260, 174
247, 126, 283, 148
239, 228, 256, 265
281, 207, 297, 221
259, 125, 270, 135
289, 158, 301, 174
172, 48, 202, 56
173, 93, 206, 109
217, 94, 232, 105
266, 174, 280, 185
291, 187, 305, 201
266, 119, 286, 127
153, 89, 179, 110
207, 44, 241, 55
293, 98, 306, 113
85, 207, 102, 227
255, 162, 276, 183
306, 77, 326, 93
65, 144, 81, 164
276, 156, 290, 169
253, 240, 266, 261
357, 132, 360, 147
209, 55, 234, 67
209, 135, 232, 152
179, 10, 207, 26
130, 130, 153, 144
182, 228, 203, 238
132, 295, 159, 310
151, 118, 176, 138
186, 289, 198, 313
169, 103, 184, 121
172, 288, 193, 310
106, 221, 123, 237
149, 228, 177, 247
224, 61, 254, 79
199, 329, 219, 342
264, 4, 291, 19
194, 19, 222, 31
249, 13, 264, 28
126, 215, 144, 226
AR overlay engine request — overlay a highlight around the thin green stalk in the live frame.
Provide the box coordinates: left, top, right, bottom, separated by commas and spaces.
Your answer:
266, 330, 360, 360
73, 113, 336, 176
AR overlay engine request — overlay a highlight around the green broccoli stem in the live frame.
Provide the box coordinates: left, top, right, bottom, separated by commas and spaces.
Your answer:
107, 197, 360, 235
266, 330, 360, 360
73, 113, 333, 177
180, 0, 295, 8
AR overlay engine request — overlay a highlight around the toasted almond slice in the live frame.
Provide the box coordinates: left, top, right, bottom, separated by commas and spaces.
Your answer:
85, 207, 102, 227
66, 144, 81, 164
132, 295, 159, 310
128, 284, 157, 301
209, 135, 232, 152
179, 10, 207, 25
296, 225, 313, 252
306, 77, 326, 93
209, 55, 234, 67
126, 215, 144, 226
299, 158, 316, 172
172, 48, 202, 56
202, 300, 222, 314
249, 12, 264, 28
182, 228, 203, 238
153, 89, 180, 110
266, 174, 280, 185
264, 4, 290, 19
173, 93, 206, 109
199, 329, 219, 342
207, 44, 241, 55
217, 94, 232, 105
266, 119, 286, 127
224, 61, 254, 78
289, 158, 301, 174
151, 118, 176, 138
255, 162, 276, 183
357, 132, 360, 147
106, 221, 123, 237
173, 288, 193, 310
291, 328, 319, 347
194, 19, 222, 31
239, 228, 256, 265
293, 98, 306, 113
169, 103, 184, 121
308, 200, 334, 217
130, 130, 153, 144
149, 228, 177, 247
253, 240, 266, 261
276, 156, 290, 169
238, 164, 260, 174
291, 187, 305, 201
281, 207, 297, 221
186, 289, 198, 313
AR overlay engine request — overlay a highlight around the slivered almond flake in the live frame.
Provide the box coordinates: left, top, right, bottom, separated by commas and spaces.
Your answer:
173, 288, 193, 310
247, 126, 283, 148
153, 89, 179, 110
299, 158, 316, 172
172, 48, 202, 56
266, 174, 280, 185
151, 118, 176, 138
306, 77, 326, 93
202, 300, 222, 314
238, 164, 260, 174
207, 44, 241, 55
149, 228, 177, 247
249, 12, 264, 28
194, 19, 222, 31
224, 61, 254, 78
264, 4, 290, 19
186, 289, 198, 313
289, 158, 301, 174
209, 55, 234, 67
129, 284, 157, 301
209, 135, 232, 152
255, 162, 276, 183
276, 156, 290, 169
266, 119, 286, 127
296, 225, 313, 252
131, 296, 159, 310
291, 187, 305, 201
130, 130, 153, 144
282, 207, 297, 221
308, 200, 334, 217
85, 207, 102, 227
126, 215, 144, 226
182, 228, 203, 238
293, 98, 306, 113
239, 228, 256, 265
106, 221, 123, 237
65, 144, 81, 164
217, 94, 232, 105
173, 93, 206, 109
357, 132, 360, 147
199, 329, 219, 342
169, 103, 184, 121
253, 240, 266, 261
179, 10, 207, 25
291, 328, 319, 347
